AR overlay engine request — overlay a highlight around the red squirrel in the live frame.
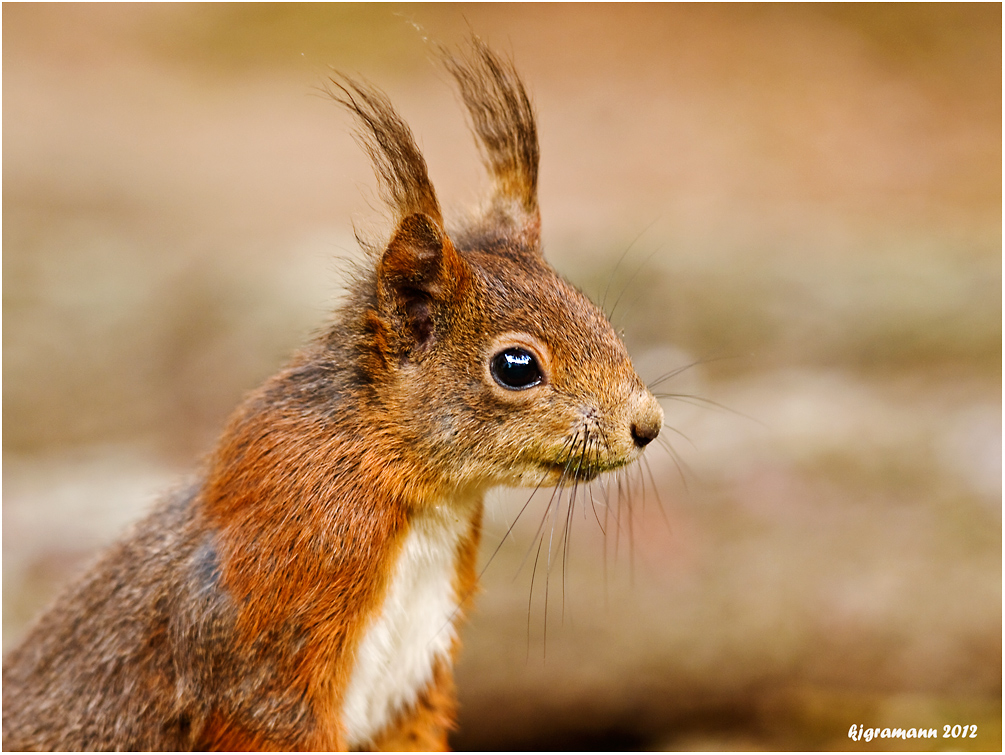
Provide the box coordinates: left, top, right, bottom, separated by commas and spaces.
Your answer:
2, 40, 663, 751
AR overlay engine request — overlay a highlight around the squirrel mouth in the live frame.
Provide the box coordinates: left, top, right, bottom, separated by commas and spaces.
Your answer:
544, 460, 603, 484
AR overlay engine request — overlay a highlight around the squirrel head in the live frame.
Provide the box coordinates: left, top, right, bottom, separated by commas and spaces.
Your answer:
327, 40, 663, 495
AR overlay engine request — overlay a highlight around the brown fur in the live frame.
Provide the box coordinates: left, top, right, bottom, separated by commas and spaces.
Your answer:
2, 40, 663, 751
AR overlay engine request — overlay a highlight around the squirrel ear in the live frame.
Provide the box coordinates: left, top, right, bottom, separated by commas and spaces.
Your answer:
376, 213, 469, 351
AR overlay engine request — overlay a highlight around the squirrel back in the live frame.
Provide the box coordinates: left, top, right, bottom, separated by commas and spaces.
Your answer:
2, 40, 663, 751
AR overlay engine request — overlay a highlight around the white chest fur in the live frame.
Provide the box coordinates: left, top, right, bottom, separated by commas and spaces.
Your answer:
340, 503, 474, 748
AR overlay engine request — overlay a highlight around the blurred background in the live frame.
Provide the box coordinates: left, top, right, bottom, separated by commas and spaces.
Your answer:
3, 4, 1000, 750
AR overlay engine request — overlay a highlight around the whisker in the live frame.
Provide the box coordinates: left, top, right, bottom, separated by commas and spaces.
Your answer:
647, 361, 703, 390
655, 435, 692, 490
625, 468, 636, 587
608, 245, 663, 325
588, 474, 607, 534
612, 470, 624, 565
658, 420, 698, 449
637, 457, 647, 517
535, 431, 588, 658
543, 483, 565, 658
600, 473, 612, 596
642, 454, 673, 535
607, 470, 631, 571
480, 488, 539, 581
600, 217, 662, 314
513, 436, 578, 579
655, 392, 764, 426
525, 475, 570, 660
548, 431, 589, 630
559, 432, 589, 622
520, 474, 565, 579
520, 441, 580, 662
526, 513, 548, 661
559, 485, 574, 622
646, 354, 741, 390
483, 437, 577, 581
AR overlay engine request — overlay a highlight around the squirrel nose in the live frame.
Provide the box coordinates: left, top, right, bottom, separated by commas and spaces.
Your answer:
630, 394, 664, 448
631, 421, 658, 448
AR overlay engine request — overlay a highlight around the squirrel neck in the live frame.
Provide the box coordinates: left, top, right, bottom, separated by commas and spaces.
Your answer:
196, 345, 484, 746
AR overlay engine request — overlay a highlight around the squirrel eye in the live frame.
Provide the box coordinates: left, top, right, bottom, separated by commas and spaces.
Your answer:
490, 348, 543, 390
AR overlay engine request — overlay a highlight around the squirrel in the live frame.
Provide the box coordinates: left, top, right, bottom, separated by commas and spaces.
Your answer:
2, 39, 664, 751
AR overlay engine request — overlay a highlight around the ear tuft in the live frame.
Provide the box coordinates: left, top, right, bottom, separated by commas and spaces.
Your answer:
325, 75, 443, 226
445, 38, 541, 253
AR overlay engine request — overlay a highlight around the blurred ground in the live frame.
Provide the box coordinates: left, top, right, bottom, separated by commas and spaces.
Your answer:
3, 4, 1001, 751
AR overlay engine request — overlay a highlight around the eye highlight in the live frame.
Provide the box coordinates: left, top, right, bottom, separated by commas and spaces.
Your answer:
490, 348, 543, 390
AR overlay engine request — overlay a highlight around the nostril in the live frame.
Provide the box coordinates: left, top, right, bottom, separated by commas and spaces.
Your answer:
630, 421, 659, 448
